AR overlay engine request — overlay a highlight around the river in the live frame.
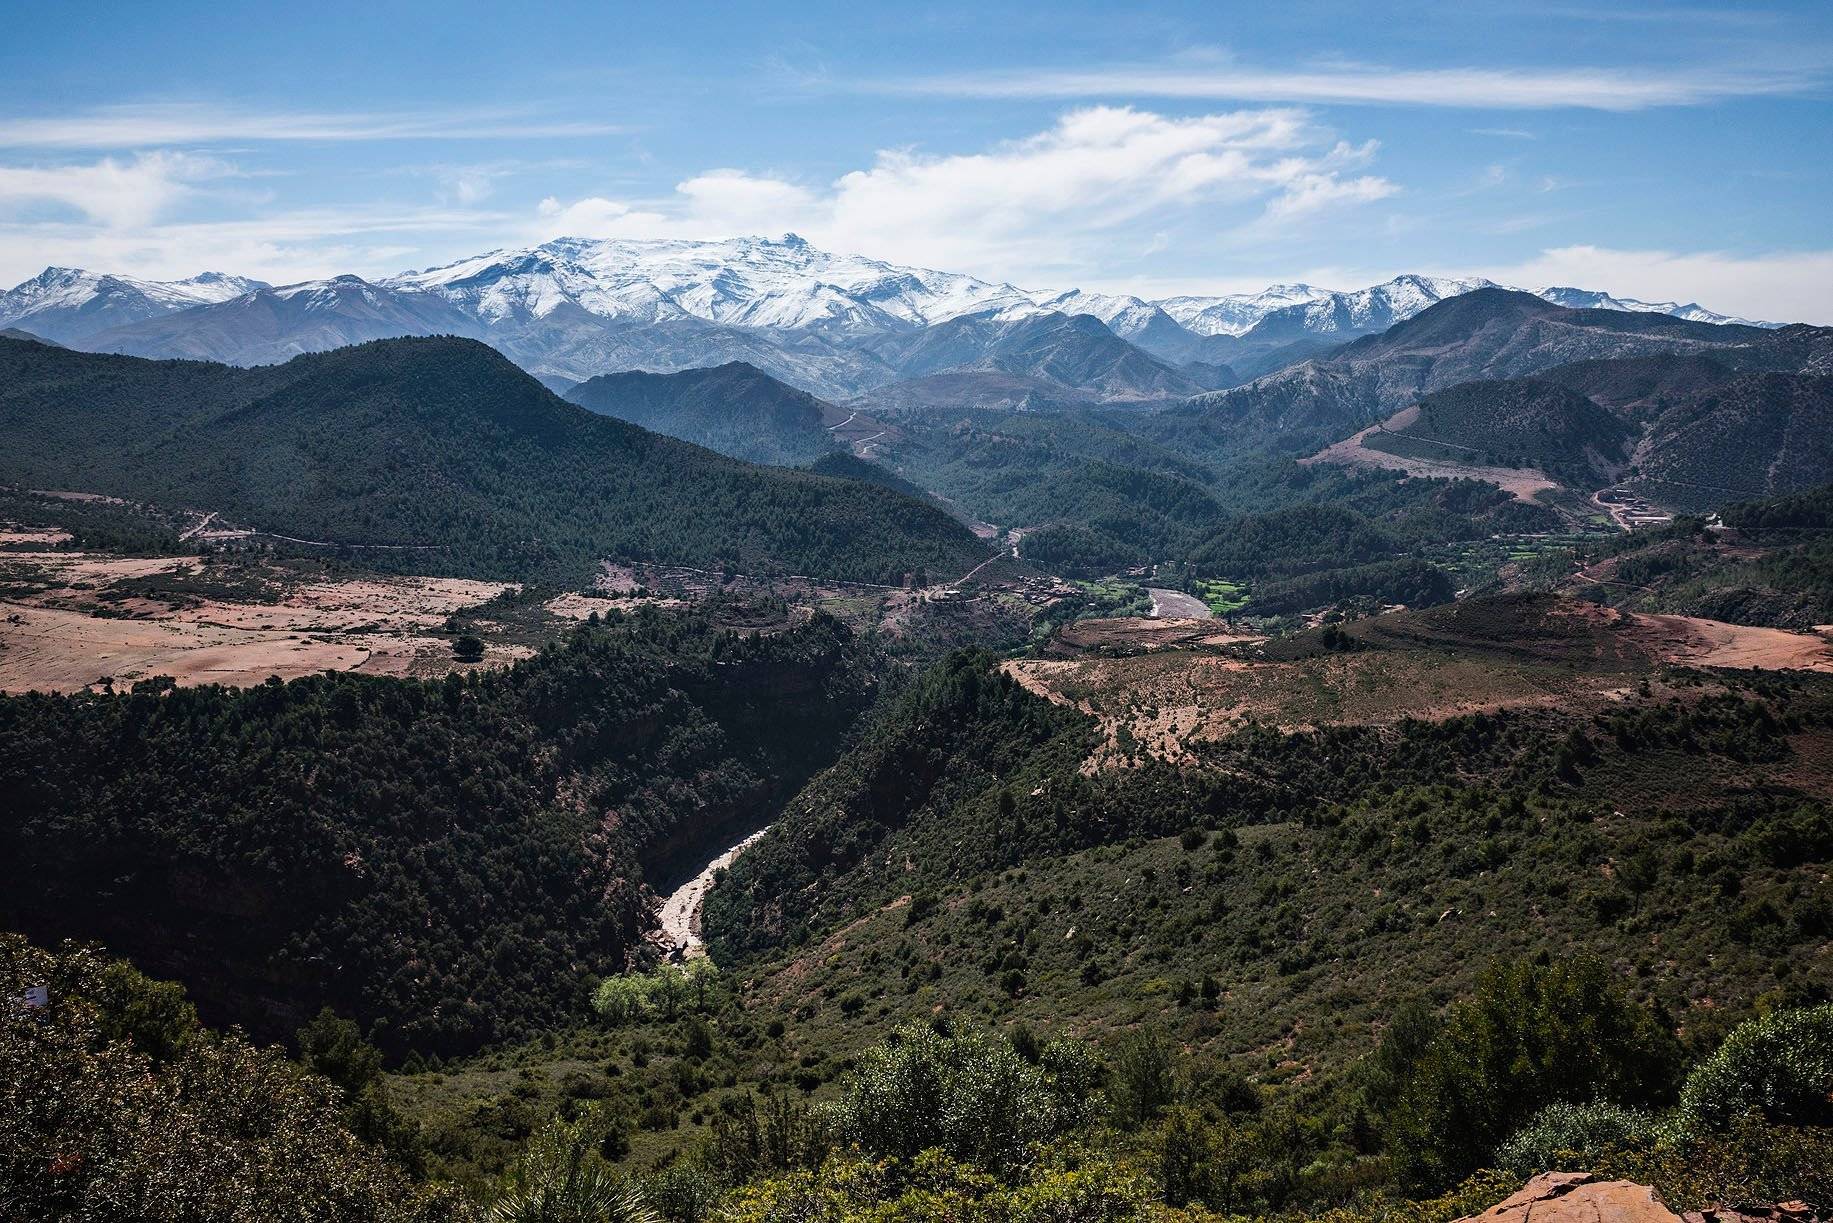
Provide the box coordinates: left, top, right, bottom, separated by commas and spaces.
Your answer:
655, 826, 771, 958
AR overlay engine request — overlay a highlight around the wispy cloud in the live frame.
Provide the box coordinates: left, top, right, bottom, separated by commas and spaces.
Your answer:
0, 152, 236, 227
532, 106, 1399, 283
0, 103, 623, 148
867, 61, 1823, 111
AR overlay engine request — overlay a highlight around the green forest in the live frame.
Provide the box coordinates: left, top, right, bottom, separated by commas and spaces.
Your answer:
0, 335, 986, 586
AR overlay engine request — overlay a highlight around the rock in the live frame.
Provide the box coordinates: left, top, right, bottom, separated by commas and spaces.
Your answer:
1683, 1203, 1822, 1223
1459, 1172, 1682, 1223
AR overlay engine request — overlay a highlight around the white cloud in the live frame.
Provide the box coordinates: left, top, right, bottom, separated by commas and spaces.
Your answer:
0, 103, 621, 148
531, 106, 1398, 282
0, 205, 514, 287
0, 152, 233, 228
871, 61, 1822, 111
1469, 244, 1833, 324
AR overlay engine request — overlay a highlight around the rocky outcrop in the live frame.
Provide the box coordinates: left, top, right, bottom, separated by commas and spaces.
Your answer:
1456, 1173, 1823, 1223
1460, 1172, 1682, 1223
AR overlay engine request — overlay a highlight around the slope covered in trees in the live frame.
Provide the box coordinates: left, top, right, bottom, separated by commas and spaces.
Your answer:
0, 335, 985, 585
0, 610, 879, 1055
565, 360, 845, 466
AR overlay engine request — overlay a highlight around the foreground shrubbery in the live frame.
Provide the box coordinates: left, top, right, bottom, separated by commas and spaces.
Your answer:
0, 935, 455, 1222
10, 932, 1830, 1221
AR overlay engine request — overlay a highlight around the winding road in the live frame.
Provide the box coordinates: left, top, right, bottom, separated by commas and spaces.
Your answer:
656, 826, 771, 958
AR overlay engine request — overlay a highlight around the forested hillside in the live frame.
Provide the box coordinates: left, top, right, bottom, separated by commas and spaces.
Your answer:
0, 335, 986, 585
0, 610, 878, 1055
566, 361, 844, 466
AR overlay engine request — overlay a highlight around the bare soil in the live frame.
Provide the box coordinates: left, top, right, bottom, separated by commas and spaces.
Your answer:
1305, 409, 1561, 504
0, 550, 529, 693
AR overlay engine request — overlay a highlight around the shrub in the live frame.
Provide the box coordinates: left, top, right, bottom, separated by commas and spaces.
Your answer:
0, 936, 451, 1221
823, 1023, 1098, 1174
1678, 1004, 1833, 1132
1382, 958, 1683, 1191
490, 1107, 658, 1223
1495, 1101, 1661, 1176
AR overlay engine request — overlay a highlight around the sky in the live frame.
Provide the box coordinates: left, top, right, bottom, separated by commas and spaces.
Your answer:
1, 0, 1830, 320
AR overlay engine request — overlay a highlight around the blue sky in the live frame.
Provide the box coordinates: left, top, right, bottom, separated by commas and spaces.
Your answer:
2, 0, 1830, 319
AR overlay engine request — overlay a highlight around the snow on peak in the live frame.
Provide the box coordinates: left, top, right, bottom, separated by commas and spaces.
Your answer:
0, 266, 268, 318
382, 234, 1037, 332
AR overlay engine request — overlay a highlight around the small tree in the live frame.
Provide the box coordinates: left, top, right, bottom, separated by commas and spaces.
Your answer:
1679, 1004, 1833, 1132
1382, 958, 1682, 1190
1110, 1029, 1179, 1129
451, 634, 485, 663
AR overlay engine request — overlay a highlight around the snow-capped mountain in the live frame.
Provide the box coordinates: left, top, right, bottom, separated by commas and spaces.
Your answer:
0, 267, 268, 344
1533, 286, 1769, 328
383, 234, 1036, 334
2, 235, 1779, 401
1158, 285, 1338, 337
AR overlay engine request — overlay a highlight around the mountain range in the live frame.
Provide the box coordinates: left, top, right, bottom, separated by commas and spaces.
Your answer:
0, 236, 1776, 407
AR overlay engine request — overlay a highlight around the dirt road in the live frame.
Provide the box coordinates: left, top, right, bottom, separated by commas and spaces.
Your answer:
656, 827, 771, 958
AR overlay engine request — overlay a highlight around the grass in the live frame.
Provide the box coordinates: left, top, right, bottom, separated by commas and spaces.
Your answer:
1194, 578, 1251, 615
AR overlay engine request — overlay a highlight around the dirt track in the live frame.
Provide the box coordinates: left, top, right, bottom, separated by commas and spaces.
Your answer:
1304, 409, 1560, 504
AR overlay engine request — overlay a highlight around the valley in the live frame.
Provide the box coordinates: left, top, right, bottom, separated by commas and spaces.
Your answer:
4, 244, 1832, 1223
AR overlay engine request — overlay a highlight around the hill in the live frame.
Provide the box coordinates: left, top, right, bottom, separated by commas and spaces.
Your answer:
1631, 373, 1833, 509
1361, 379, 1636, 488
566, 360, 851, 466
0, 610, 878, 1055
1141, 291, 1779, 466
0, 335, 986, 585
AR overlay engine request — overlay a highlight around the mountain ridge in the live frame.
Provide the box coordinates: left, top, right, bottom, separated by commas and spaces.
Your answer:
2, 237, 1778, 404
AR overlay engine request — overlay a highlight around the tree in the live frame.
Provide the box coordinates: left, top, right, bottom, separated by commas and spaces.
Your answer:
0, 936, 452, 1221
1381, 958, 1683, 1190
1679, 1004, 1833, 1132
1110, 1029, 1179, 1129
452, 633, 486, 662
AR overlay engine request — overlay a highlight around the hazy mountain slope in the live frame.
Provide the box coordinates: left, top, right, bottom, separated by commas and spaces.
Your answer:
1143, 290, 1784, 466
0, 335, 986, 584
565, 360, 849, 466
0, 267, 266, 345
80, 276, 491, 365
858, 310, 1208, 408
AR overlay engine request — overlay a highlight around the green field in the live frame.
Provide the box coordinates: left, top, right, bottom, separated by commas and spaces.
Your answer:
1194, 577, 1251, 614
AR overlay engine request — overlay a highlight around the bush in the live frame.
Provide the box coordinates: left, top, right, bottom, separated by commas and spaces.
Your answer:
0, 936, 451, 1221
1495, 1101, 1661, 1176
490, 1107, 658, 1223
1678, 1004, 1833, 1132
1382, 958, 1683, 1191
823, 1023, 1098, 1174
